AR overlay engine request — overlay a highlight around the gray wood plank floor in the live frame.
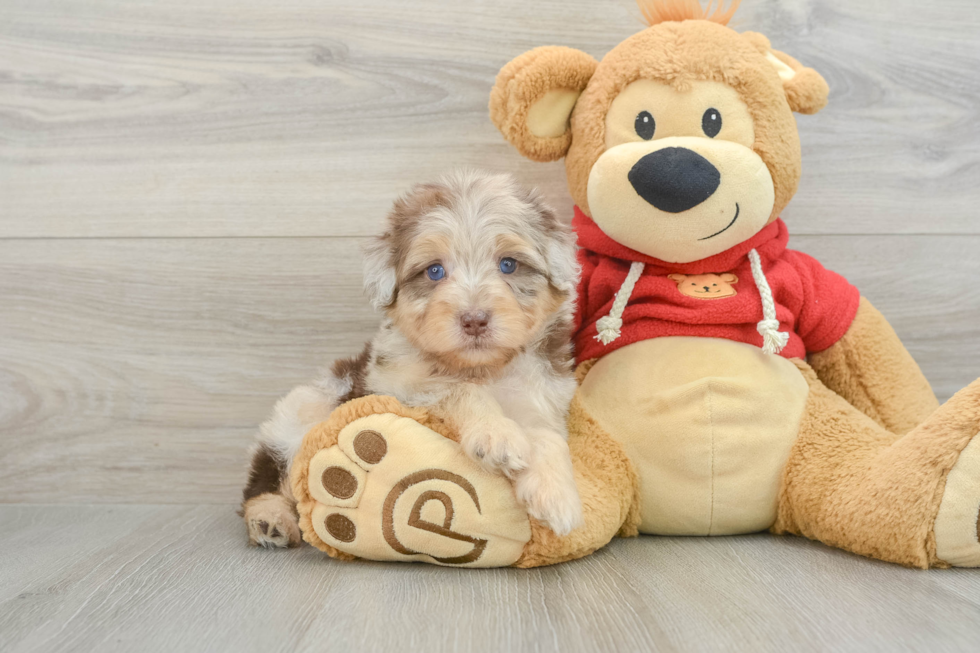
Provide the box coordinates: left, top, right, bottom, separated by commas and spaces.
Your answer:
2, 0, 980, 650
1, 505, 979, 653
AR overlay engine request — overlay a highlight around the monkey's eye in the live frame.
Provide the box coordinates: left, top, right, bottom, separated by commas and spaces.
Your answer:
635, 111, 655, 140
702, 108, 722, 138
426, 263, 445, 281
499, 257, 517, 275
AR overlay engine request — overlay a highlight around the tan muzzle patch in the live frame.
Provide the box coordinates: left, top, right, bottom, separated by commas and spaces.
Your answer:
587, 137, 775, 264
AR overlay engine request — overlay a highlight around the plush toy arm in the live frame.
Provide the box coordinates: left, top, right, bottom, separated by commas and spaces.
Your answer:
808, 296, 939, 435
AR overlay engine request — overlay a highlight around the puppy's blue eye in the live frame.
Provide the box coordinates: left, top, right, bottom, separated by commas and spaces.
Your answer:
426, 264, 445, 281
499, 257, 517, 274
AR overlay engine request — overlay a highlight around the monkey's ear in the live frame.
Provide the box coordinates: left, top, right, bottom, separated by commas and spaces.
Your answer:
362, 235, 397, 309
490, 46, 598, 162
667, 274, 687, 283
742, 32, 829, 115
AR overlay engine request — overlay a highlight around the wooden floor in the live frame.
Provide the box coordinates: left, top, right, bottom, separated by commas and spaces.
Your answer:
2, 0, 979, 650
1, 505, 979, 653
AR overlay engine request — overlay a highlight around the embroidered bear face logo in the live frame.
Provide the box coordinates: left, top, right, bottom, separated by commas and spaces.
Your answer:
668, 273, 738, 300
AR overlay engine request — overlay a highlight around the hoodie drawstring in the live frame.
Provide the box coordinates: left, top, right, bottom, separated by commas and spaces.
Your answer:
593, 249, 789, 356
747, 248, 789, 355
594, 261, 645, 345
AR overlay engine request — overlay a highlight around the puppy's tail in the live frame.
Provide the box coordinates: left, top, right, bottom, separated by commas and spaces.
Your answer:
257, 384, 341, 475
255, 341, 372, 477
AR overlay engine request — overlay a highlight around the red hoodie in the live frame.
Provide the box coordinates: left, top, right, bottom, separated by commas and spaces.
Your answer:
572, 206, 860, 364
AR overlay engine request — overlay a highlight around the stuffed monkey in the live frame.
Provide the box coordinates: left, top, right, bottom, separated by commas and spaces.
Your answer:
291, 0, 980, 569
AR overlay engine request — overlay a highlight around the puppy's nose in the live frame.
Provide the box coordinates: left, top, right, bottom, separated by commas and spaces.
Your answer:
703, 286, 711, 292
628, 147, 720, 213
460, 311, 490, 336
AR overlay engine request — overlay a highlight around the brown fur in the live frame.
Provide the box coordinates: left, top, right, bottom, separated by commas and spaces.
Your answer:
489, 47, 599, 162
563, 20, 807, 221
331, 342, 373, 406
774, 362, 980, 568
242, 444, 286, 504
242, 446, 286, 502
808, 297, 940, 435
483, 2, 979, 569
489, 9, 830, 220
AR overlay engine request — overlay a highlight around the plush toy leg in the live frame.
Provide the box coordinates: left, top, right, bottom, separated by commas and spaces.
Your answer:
774, 363, 980, 568
290, 395, 637, 568
513, 394, 640, 567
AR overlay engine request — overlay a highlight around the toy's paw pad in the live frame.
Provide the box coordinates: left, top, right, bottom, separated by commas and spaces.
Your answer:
305, 413, 531, 567
244, 493, 301, 549
324, 513, 356, 542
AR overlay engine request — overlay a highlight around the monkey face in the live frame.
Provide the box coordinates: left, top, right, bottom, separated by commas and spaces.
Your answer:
490, 17, 831, 263
587, 80, 775, 264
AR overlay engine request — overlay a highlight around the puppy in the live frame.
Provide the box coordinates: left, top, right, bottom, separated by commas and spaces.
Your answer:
241, 169, 584, 548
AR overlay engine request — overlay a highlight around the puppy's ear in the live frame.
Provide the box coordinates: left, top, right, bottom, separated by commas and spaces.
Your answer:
490, 46, 598, 162
362, 234, 397, 309
720, 273, 738, 284
667, 274, 687, 283
528, 198, 579, 293
742, 32, 829, 115
546, 235, 580, 294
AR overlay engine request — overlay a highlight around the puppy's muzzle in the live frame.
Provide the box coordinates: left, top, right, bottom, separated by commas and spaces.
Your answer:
460, 311, 490, 337
628, 147, 721, 213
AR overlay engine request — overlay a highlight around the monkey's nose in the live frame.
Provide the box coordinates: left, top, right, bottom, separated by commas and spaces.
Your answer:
628, 147, 720, 213
460, 311, 490, 336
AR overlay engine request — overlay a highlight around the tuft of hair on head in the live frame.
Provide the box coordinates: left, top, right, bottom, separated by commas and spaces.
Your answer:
635, 0, 740, 27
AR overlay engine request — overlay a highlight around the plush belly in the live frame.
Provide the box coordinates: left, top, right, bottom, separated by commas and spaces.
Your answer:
578, 337, 809, 535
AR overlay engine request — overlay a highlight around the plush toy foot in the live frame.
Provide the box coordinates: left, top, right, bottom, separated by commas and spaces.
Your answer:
933, 381, 980, 567
777, 370, 980, 568
934, 432, 980, 566
299, 412, 531, 567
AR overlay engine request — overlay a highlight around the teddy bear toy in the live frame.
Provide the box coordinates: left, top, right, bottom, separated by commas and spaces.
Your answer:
289, 0, 980, 568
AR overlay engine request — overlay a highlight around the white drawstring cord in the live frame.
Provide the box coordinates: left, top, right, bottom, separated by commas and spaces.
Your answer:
594, 261, 645, 345
594, 250, 787, 355
747, 248, 788, 355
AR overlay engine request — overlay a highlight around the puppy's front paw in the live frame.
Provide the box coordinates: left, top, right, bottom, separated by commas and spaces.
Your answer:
462, 418, 531, 478
517, 465, 584, 537
243, 493, 301, 549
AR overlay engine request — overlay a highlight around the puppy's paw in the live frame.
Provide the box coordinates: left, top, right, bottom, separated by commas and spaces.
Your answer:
461, 418, 531, 478
243, 493, 301, 549
516, 464, 584, 537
